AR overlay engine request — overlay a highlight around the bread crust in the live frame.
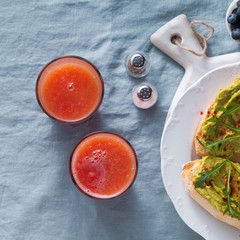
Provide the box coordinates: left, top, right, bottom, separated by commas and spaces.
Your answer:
194, 102, 214, 157
182, 160, 240, 229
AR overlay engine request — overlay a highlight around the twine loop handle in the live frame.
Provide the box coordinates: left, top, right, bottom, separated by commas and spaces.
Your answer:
172, 20, 215, 56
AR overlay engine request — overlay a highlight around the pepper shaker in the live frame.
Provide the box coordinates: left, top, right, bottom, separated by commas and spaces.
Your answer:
125, 51, 151, 78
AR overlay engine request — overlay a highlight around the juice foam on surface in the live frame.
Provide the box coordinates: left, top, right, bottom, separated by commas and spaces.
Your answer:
72, 133, 137, 198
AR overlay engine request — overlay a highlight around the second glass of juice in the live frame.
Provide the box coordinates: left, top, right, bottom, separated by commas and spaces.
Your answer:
36, 56, 104, 123
69, 132, 138, 200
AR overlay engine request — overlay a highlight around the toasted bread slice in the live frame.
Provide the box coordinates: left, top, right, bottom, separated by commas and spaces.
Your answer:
195, 106, 240, 161
195, 77, 240, 159
182, 160, 240, 229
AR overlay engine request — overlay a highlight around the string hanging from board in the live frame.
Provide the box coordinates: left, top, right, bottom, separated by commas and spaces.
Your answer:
171, 20, 215, 56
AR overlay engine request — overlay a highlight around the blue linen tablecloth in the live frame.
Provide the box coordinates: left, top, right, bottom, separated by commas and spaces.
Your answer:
0, 0, 238, 239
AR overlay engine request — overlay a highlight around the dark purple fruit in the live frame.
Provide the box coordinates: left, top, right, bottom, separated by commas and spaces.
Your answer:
233, 8, 238, 13
231, 24, 239, 31
236, 7, 240, 17
232, 28, 240, 40
228, 13, 239, 24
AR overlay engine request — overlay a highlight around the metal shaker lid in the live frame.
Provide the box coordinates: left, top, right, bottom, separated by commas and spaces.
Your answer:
132, 82, 157, 109
137, 85, 153, 101
125, 51, 151, 78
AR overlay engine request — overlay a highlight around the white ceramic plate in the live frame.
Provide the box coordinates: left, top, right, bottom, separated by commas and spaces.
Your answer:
161, 62, 240, 240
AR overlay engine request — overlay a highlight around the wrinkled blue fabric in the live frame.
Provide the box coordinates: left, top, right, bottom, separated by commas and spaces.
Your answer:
0, 0, 236, 239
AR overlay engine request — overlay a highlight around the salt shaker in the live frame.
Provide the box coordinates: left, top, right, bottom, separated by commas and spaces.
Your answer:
132, 82, 157, 109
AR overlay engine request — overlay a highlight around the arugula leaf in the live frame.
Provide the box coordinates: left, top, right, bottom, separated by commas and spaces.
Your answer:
205, 135, 240, 153
231, 162, 240, 175
196, 136, 205, 147
205, 103, 240, 136
194, 160, 227, 188
195, 158, 240, 218
223, 163, 240, 218
228, 115, 236, 127
222, 123, 240, 133
216, 106, 227, 112
223, 164, 232, 197
232, 200, 240, 209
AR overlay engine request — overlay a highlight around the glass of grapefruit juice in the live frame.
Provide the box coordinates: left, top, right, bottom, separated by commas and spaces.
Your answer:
69, 132, 138, 200
36, 56, 104, 123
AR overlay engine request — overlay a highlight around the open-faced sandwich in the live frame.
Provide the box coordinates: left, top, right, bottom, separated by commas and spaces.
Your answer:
195, 77, 240, 160
183, 77, 240, 229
